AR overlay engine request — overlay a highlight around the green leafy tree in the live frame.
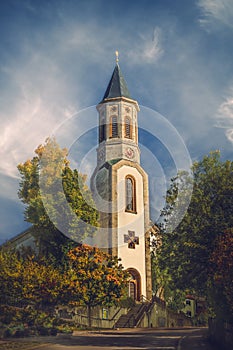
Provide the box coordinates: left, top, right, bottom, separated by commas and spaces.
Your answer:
17, 137, 99, 259
0, 248, 24, 306
65, 244, 129, 327
209, 229, 233, 321
154, 151, 233, 315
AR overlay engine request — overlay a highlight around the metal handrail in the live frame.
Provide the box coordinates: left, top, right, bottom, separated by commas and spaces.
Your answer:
109, 307, 125, 322
135, 303, 149, 327
140, 294, 150, 303
125, 314, 135, 328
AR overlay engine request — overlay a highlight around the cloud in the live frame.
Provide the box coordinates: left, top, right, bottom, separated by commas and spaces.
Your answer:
0, 18, 165, 181
216, 90, 233, 143
127, 27, 163, 64
198, 0, 233, 30
0, 36, 82, 178
0, 66, 76, 178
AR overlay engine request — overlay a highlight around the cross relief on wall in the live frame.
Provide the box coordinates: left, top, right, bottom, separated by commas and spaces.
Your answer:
124, 230, 139, 249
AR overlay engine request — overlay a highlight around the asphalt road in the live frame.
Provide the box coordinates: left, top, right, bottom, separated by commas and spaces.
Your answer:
0, 327, 217, 350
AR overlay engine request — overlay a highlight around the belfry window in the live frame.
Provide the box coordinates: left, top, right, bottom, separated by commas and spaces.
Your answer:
110, 116, 118, 138
125, 176, 136, 212
125, 117, 132, 138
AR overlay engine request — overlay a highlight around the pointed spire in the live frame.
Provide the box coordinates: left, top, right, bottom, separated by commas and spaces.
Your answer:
101, 53, 131, 102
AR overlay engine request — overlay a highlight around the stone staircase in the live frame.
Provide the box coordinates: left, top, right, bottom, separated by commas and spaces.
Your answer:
114, 302, 149, 328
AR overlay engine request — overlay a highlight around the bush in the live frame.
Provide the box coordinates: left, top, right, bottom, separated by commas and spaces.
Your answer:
0, 304, 76, 337
49, 328, 58, 336
119, 296, 136, 309
37, 326, 49, 336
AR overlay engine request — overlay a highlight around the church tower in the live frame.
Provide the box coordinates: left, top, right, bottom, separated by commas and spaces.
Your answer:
91, 54, 152, 301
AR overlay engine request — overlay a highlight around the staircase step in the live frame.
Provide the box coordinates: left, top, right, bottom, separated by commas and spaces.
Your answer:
114, 303, 149, 328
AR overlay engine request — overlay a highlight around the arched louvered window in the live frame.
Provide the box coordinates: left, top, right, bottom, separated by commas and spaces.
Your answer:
110, 116, 118, 138
125, 176, 136, 212
125, 116, 132, 138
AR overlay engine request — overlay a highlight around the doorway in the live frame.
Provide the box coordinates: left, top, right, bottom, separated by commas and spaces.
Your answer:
127, 268, 141, 302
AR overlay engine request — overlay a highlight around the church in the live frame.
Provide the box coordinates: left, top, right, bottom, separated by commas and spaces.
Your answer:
91, 52, 152, 302
6, 54, 153, 304
3, 55, 193, 328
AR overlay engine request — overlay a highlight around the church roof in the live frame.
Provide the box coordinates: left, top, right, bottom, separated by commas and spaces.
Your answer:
101, 63, 131, 102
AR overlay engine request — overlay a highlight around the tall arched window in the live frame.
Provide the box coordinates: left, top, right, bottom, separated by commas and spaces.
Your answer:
110, 116, 118, 138
125, 175, 136, 212
125, 116, 132, 138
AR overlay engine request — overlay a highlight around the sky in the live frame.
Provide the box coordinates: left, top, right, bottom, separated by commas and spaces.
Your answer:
0, 0, 233, 243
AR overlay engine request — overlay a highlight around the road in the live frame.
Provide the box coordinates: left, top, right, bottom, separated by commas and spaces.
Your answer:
0, 327, 217, 350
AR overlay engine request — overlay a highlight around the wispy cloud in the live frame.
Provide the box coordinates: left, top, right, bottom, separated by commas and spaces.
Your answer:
127, 27, 163, 64
0, 19, 165, 180
216, 89, 233, 143
198, 0, 233, 30
0, 54, 78, 178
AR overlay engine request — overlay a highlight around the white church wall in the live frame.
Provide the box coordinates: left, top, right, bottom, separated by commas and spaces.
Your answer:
116, 165, 147, 297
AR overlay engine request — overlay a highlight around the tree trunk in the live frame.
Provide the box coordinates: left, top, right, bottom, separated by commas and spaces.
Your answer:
87, 304, 92, 328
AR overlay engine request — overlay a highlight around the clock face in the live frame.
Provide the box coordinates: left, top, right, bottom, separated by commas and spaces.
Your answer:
125, 147, 135, 159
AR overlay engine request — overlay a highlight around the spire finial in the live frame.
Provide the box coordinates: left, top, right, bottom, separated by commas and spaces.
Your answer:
115, 50, 119, 63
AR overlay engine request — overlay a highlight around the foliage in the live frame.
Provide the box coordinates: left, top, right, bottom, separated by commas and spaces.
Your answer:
153, 151, 233, 316
0, 249, 24, 306
17, 137, 99, 257
65, 244, 129, 327
0, 249, 65, 310
210, 229, 233, 320
0, 244, 129, 329
22, 257, 66, 308
118, 296, 136, 309
0, 306, 60, 337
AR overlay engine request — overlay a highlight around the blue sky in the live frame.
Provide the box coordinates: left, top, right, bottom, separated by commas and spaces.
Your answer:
0, 0, 233, 243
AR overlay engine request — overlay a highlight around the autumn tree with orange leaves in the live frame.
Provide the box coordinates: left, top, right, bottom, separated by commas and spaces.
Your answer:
0, 245, 129, 329
65, 244, 129, 327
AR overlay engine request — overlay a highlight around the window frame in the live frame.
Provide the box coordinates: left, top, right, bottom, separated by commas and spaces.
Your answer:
124, 116, 132, 139
125, 175, 136, 213
110, 115, 118, 138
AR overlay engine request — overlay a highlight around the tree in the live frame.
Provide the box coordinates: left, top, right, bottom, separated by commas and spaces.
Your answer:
154, 151, 233, 315
0, 248, 24, 306
210, 229, 233, 320
0, 248, 66, 310
65, 244, 129, 327
17, 138, 99, 258
21, 257, 66, 310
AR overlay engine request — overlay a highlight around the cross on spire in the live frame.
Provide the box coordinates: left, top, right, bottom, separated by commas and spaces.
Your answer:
124, 231, 139, 249
115, 50, 119, 63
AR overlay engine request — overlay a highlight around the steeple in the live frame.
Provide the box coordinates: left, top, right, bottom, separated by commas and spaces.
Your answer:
91, 56, 152, 302
96, 53, 140, 166
101, 63, 131, 102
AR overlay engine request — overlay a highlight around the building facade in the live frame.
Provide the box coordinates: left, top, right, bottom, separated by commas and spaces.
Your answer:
91, 59, 152, 301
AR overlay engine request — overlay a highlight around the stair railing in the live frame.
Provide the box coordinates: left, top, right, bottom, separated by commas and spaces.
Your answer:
134, 303, 149, 327
110, 307, 125, 323
140, 294, 150, 303
124, 314, 135, 328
